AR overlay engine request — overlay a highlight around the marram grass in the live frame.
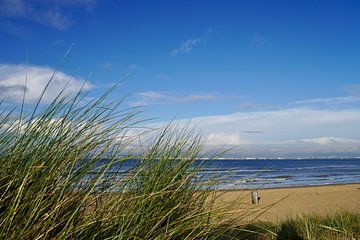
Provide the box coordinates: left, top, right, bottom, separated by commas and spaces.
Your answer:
2, 84, 357, 240
226, 211, 360, 240
0, 87, 237, 239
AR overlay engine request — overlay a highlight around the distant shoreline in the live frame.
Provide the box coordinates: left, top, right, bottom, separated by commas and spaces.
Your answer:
216, 181, 360, 191
196, 157, 360, 160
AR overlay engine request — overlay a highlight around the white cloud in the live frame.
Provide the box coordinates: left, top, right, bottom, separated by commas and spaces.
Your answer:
299, 136, 360, 146
138, 91, 167, 101
171, 38, 203, 56
0, 0, 97, 30
207, 133, 249, 146
129, 91, 219, 106
247, 137, 360, 157
0, 64, 92, 103
291, 96, 360, 105
152, 108, 360, 157
228, 137, 360, 158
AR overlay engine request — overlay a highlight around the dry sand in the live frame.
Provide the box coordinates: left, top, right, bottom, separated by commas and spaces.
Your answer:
217, 183, 360, 222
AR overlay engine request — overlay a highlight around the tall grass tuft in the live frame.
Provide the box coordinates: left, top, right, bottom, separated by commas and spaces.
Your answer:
0, 86, 235, 239
227, 211, 360, 240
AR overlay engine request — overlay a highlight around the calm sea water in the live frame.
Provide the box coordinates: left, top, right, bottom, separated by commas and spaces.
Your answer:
196, 159, 360, 189
105, 158, 360, 190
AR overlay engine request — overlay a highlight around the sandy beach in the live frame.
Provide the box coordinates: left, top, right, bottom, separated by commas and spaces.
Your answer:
218, 183, 360, 222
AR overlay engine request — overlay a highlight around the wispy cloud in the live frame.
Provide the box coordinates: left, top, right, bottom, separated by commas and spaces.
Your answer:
99, 62, 112, 69
50, 39, 64, 46
156, 74, 169, 80
171, 38, 204, 56
171, 27, 214, 56
291, 96, 360, 105
185, 93, 221, 102
344, 84, 360, 97
242, 130, 264, 134
0, 0, 97, 30
129, 91, 220, 106
128, 64, 139, 71
54, 0, 97, 11
0, 19, 32, 38
251, 33, 267, 48
0, 64, 92, 103
205, 26, 214, 36
239, 102, 276, 111
206, 133, 249, 146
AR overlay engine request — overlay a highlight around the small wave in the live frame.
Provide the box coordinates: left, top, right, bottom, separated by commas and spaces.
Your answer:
285, 164, 360, 171
312, 174, 331, 178
271, 175, 293, 179
201, 167, 273, 171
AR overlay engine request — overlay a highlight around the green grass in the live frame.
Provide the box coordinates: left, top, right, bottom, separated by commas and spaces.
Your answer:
1, 81, 358, 239
0, 85, 238, 239
225, 211, 360, 240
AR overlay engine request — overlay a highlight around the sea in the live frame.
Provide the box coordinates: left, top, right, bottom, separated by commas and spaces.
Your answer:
113, 158, 360, 190
196, 159, 360, 189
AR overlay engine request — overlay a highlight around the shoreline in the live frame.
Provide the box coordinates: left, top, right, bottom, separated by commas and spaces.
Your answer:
216, 181, 360, 191
216, 183, 360, 222
197, 158, 360, 160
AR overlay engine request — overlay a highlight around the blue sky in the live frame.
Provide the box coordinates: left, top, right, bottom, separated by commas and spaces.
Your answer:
1, 0, 360, 157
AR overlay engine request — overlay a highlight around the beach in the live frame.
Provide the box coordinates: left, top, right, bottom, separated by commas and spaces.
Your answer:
218, 183, 360, 222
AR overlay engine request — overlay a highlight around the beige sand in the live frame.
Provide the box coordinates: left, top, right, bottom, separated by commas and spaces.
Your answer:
217, 183, 360, 222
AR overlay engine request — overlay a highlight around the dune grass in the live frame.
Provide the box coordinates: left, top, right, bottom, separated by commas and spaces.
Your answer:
225, 211, 360, 240
0, 85, 240, 239
0, 79, 358, 239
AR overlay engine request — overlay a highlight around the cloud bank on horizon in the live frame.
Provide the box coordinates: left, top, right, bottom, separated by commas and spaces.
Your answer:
176, 108, 360, 158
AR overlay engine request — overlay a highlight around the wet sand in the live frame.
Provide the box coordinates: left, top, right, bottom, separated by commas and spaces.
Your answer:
217, 183, 360, 222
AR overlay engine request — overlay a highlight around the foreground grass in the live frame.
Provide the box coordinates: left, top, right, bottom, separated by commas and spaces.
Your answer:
1, 83, 357, 239
0, 86, 238, 239
226, 211, 360, 240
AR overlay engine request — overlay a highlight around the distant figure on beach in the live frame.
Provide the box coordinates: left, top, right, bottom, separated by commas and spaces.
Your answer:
251, 191, 261, 204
